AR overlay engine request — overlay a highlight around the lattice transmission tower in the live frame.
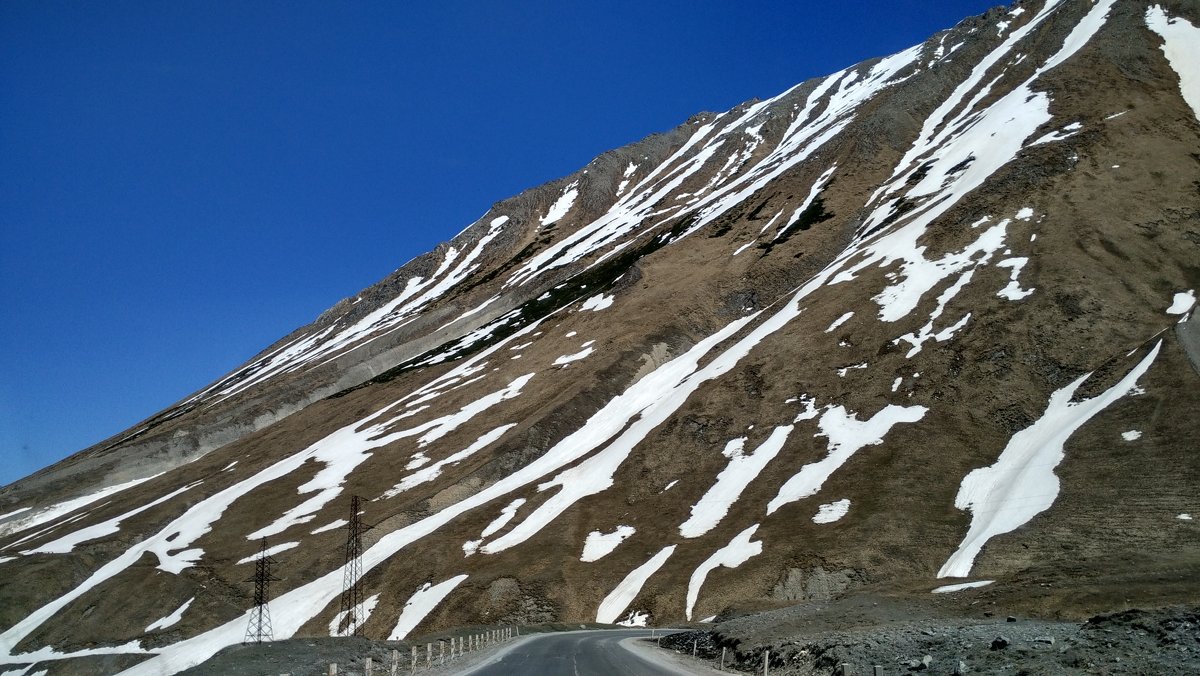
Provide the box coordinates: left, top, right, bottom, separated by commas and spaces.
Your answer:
338, 495, 372, 636
244, 538, 280, 644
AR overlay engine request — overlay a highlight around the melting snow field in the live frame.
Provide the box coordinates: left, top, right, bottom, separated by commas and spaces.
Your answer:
596, 546, 676, 624
145, 598, 194, 633
768, 404, 927, 514
812, 499, 851, 524
932, 580, 994, 594
616, 610, 649, 627
580, 293, 614, 311
235, 542, 298, 565
939, 342, 1161, 578
686, 525, 762, 620
581, 525, 636, 562
1166, 289, 1196, 315
329, 594, 379, 637
388, 576, 468, 640
0, 474, 163, 539
679, 427, 793, 538
1146, 7, 1200, 123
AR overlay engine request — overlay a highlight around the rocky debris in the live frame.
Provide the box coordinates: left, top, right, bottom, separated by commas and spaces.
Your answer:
667, 604, 1200, 675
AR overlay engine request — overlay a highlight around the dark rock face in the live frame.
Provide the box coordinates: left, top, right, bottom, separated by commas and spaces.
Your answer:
2, 1, 1199, 673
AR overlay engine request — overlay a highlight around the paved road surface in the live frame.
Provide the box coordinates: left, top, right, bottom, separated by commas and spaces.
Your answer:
460, 629, 696, 675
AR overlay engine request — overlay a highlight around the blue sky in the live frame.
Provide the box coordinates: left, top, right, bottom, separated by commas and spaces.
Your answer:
0, 1, 998, 487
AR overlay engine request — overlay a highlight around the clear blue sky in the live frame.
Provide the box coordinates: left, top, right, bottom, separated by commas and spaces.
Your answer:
0, 1, 999, 487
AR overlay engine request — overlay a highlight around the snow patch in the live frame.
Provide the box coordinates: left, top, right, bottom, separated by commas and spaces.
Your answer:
145, 598, 194, 632
769, 404, 927, 514
581, 525, 636, 562
596, 546, 675, 624
1121, 430, 1142, 441
553, 342, 596, 366
580, 294, 614, 312
236, 542, 298, 565
310, 519, 347, 535
686, 525, 763, 620
387, 576, 468, 640
480, 498, 526, 539
541, 182, 579, 226
812, 499, 851, 524
679, 427, 793, 538
329, 594, 379, 638
996, 257, 1036, 301
939, 342, 1161, 578
837, 363, 868, 377
1166, 290, 1195, 315
825, 312, 854, 333
0, 473, 164, 539
1146, 7, 1200, 123
932, 580, 994, 594
616, 611, 649, 627
24, 482, 198, 555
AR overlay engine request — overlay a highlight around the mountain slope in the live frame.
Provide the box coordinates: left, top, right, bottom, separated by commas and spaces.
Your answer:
2, 1, 1199, 673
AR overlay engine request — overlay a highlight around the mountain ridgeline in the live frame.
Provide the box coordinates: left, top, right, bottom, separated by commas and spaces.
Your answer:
2, 1, 1199, 674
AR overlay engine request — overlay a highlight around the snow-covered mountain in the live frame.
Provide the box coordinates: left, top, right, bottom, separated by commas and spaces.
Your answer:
3, 1, 1199, 673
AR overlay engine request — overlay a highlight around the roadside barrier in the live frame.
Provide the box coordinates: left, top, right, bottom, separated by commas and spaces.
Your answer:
276, 627, 516, 676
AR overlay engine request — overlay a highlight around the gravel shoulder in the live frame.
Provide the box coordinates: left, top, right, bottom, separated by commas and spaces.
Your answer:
657, 594, 1200, 675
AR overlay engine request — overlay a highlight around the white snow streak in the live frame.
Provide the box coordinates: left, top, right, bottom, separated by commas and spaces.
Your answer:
387, 575, 468, 640
329, 594, 379, 637
1146, 7, 1200, 123
580, 293, 614, 312
1167, 290, 1195, 315
825, 312, 854, 333
382, 423, 517, 499
768, 404, 927, 514
996, 257, 1036, 301
679, 427, 793, 538
553, 341, 596, 366
939, 342, 1161, 578
0, 474, 163, 539
145, 598, 193, 632
581, 525, 636, 563
24, 482, 198, 555
479, 498, 526, 539
235, 542, 298, 565
541, 182, 579, 226
596, 546, 676, 624
250, 376, 531, 539
812, 499, 851, 524
932, 580, 994, 594
310, 519, 347, 535
685, 525, 762, 620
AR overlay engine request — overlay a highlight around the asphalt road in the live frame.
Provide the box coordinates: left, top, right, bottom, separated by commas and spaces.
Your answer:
459, 629, 696, 676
